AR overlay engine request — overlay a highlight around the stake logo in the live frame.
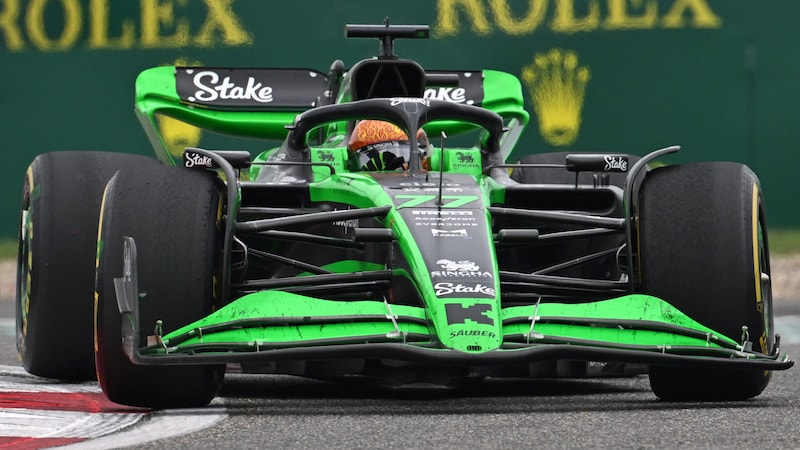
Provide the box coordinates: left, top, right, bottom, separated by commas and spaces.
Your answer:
188, 69, 274, 103
435, 282, 495, 298
183, 151, 214, 168
424, 87, 469, 103
604, 155, 628, 171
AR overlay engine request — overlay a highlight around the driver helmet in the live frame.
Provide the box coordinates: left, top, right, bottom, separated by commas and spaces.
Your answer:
347, 120, 428, 171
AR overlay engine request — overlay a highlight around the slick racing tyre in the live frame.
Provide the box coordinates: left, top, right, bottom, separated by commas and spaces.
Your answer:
639, 162, 774, 401
17, 151, 152, 381
95, 158, 225, 408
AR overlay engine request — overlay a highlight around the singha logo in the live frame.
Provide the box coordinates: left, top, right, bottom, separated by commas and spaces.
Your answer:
522, 49, 590, 147
456, 152, 474, 163
316, 150, 335, 162
437, 259, 480, 271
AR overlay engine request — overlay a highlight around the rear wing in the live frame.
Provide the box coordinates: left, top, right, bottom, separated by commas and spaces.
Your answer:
135, 65, 529, 165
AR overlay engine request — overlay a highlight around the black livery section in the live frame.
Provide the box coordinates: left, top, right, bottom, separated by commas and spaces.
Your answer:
175, 66, 485, 110
379, 173, 497, 300
176, 67, 328, 109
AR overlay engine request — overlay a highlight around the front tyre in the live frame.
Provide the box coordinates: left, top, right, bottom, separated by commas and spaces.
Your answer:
17, 151, 153, 380
639, 162, 773, 401
95, 158, 224, 408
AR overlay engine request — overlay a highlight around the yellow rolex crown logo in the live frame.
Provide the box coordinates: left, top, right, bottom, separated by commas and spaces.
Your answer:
156, 115, 203, 158
157, 57, 205, 158
522, 49, 590, 147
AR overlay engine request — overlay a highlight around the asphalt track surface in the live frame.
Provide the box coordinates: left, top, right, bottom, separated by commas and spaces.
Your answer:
1, 298, 799, 449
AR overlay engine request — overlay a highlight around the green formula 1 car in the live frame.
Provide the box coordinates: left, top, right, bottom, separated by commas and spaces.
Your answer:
16, 22, 792, 408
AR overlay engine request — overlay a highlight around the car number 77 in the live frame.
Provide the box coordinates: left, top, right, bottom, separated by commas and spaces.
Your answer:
394, 195, 478, 209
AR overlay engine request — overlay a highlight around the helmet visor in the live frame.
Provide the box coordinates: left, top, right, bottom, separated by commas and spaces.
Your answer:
356, 141, 411, 170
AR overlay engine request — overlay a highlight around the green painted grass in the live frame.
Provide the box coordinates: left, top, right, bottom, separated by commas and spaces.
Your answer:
0, 240, 14, 261
768, 228, 800, 255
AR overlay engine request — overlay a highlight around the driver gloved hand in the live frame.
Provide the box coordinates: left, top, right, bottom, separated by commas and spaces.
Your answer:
362, 150, 405, 171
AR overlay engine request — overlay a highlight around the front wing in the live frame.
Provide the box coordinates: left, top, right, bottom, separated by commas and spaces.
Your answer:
114, 238, 792, 372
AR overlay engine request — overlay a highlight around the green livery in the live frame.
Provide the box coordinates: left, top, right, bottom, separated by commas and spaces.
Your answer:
15, 22, 791, 409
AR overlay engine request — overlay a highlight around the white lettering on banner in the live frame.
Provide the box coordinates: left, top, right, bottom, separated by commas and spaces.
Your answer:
189, 70, 273, 103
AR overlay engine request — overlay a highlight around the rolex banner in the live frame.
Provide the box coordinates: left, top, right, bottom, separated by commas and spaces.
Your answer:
1, 0, 798, 236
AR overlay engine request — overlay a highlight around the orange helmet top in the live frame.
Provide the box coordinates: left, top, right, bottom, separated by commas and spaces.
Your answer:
347, 120, 429, 171
348, 120, 409, 152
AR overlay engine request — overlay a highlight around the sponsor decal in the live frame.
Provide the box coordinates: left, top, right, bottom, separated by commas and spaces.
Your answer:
435, 282, 495, 298
604, 155, 628, 172
400, 187, 465, 193
445, 303, 494, 325
418, 221, 478, 227
412, 210, 473, 216
448, 151, 481, 171
187, 69, 274, 103
449, 329, 497, 339
456, 152, 475, 164
333, 176, 354, 186
184, 151, 214, 168
412, 208, 479, 227
424, 87, 468, 103
390, 97, 430, 107
333, 218, 359, 231
424, 70, 484, 105
431, 229, 468, 237
398, 181, 462, 188
415, 217, 477, 223
438, 259, 479, 271
316, 150, 335, 162
431, 259, 492, 278
176, 68, 326, 108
